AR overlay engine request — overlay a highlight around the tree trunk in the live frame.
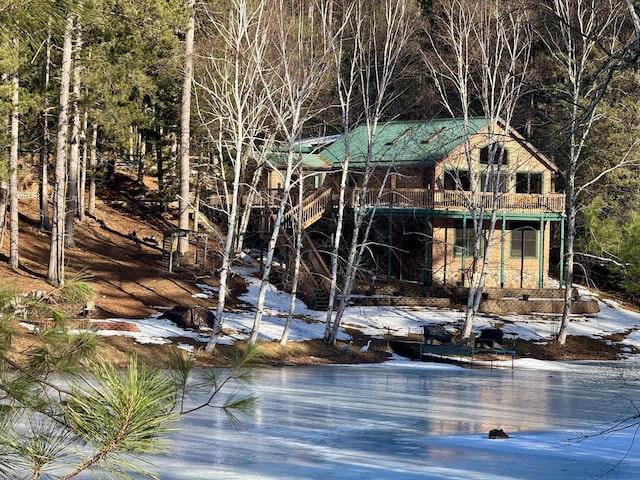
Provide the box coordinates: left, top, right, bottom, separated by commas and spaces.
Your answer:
78, 110, 87, 222
248, 173, 293, 346
9, 64, 20, 270
65, 20, 82, 248
178, 0, 195, 253
48, 14, 74, 286
39, 26, 52, 231
280, 169, 305, 346
234, 161, 264, 256
87, 124, 97, 217
156, 126, 164, 192
206, 148, 244, 352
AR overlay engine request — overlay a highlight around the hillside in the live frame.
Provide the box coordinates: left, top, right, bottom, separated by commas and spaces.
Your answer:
5, 174, 208, 319
0, 172, 634, 367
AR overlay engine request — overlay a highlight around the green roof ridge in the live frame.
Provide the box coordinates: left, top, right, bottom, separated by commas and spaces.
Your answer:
320, 117, 489, 167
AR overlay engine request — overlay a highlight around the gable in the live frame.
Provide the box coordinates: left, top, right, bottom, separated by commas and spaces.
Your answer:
439, 121, 557, 174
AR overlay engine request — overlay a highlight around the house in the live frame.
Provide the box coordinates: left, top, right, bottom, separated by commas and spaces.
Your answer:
259, 117, 565, 304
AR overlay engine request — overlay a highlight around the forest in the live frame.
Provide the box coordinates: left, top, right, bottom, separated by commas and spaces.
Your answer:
3, 1, 640, 477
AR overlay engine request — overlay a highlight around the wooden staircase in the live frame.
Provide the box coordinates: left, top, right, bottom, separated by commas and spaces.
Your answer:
273, 188, 334, 310
281, 188, 332, 228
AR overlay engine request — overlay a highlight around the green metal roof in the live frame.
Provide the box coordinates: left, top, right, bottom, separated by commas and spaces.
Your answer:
319, 117, 489, 167
266, 151, 333, 169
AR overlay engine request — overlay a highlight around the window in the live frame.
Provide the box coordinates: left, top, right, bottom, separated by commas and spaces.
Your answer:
480, 171, 510, 192
443, 169, 471, 191
516, 172, 543, 194
480, 144, 508, 165
454, 223, 485, 257
511, 228, 538, 258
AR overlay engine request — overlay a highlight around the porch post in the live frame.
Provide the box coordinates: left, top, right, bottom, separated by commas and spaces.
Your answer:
500, 216, 506, 288
538, 218, 545, 289
443, 224, 448, 284
559, 216, 565, 287
387, 212, 392, 285
461, 214, 467, 286
424, 215, 431, 285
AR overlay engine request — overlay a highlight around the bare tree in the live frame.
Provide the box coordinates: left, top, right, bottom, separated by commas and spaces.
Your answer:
541, 0, 630, 344
200, 0, 272, 352
279, 168, 305, 346
248, 0, 337, 345
423, 0, 532, 339
324, 0, 416, 345
178, 0, 196, 254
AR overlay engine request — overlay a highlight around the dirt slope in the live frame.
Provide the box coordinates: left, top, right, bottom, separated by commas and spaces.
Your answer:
3, 174, 213, 320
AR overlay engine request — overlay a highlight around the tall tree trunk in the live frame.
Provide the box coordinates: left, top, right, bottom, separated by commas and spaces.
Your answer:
65, 18, 82, 248
178, 0, 195, 253
40, 25, 52, 231
156, 126, 164, 192
48, 14, 74, 286
87, 123, 97, 217
78, 110, 87, 222
280, 171, 304, 346
248, 168, 293, 346
9, 62, 20, 270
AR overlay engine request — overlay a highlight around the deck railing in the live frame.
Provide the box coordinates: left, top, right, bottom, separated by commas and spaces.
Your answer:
214, 186, 565, 216
351, 188, 565, 214
282, 188, 333, 228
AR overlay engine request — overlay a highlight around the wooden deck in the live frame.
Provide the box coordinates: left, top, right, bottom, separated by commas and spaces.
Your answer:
352, 188, 565, 215
216, 187, 565, 216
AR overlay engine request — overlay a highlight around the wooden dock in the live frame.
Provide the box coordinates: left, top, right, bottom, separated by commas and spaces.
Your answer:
389, 339, 516, 368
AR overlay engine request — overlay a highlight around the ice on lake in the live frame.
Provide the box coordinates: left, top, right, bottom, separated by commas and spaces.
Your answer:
147, 361, 640, 480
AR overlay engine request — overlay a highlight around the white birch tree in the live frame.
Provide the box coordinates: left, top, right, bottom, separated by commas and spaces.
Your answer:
279, 170, 304, 345
200, 0, 272, 352
423, 0, 532, 339
247, 0, 337, 345
324, 0, 416, 345
542, 0, 632, 344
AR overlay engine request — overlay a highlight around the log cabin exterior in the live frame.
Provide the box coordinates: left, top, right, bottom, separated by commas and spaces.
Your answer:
259, 117, 565, 300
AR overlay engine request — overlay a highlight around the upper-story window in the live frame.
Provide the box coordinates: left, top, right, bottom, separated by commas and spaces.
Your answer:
480, 171, 510, 192
443, 169, 471, 191
480, 144, 508, 165
516, 172, 543, 194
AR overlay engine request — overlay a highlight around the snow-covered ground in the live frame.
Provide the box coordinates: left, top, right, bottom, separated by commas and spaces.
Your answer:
72, 264, 640, 368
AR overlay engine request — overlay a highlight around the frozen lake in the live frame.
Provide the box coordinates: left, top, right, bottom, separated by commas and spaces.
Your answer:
151, 361, 640, 479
